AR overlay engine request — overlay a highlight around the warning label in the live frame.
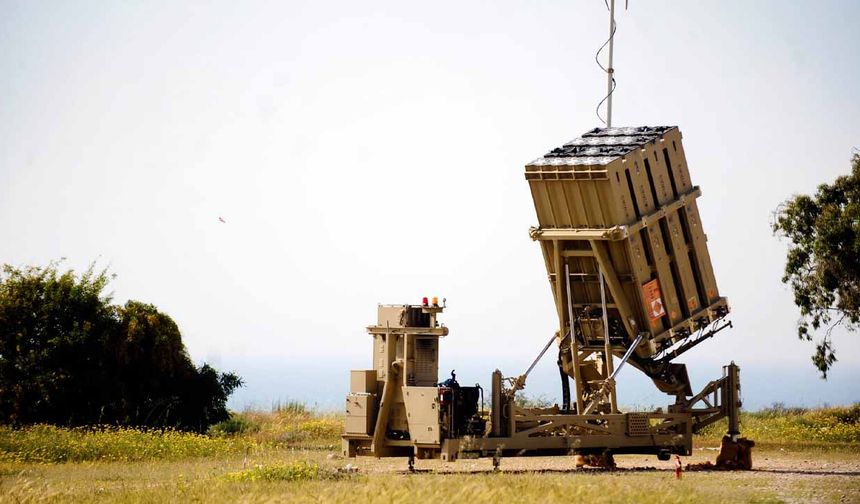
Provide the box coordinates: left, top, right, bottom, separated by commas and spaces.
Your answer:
642, 279, 666, 325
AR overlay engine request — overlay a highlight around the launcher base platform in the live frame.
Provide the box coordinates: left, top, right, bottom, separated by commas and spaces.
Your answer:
342, 304, 744, 467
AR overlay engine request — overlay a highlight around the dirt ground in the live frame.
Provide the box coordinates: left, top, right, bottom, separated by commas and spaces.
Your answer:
350, 446, 859, 473
344, 447, 860, 503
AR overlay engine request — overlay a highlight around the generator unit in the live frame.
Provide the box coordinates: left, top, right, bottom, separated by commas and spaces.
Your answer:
342, 127, 751, 469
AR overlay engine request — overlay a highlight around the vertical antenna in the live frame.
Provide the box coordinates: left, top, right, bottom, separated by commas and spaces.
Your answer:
596, 0, 624, 127
606, 0, 616, 128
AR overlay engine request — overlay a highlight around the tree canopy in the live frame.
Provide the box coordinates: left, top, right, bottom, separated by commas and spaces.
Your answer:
0, 262, 241, 431
772, 153, 860, 378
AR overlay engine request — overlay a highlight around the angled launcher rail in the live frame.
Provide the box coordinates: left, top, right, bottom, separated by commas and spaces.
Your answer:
342, 127, 750, 469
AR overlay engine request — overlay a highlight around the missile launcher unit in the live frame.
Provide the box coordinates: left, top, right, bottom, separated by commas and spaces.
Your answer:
342, 127, 751, 469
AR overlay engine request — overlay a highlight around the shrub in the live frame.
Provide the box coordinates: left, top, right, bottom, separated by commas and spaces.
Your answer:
224, 461, 341, 483
0, 262, 242, 431
209, 414, 261, 437
514, 394, 554, 409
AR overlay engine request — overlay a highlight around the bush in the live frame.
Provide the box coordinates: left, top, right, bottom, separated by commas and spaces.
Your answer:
514, 394, 554, 409
209, 414, 261, 437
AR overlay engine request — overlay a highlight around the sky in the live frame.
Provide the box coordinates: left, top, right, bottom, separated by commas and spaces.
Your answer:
2, 0, 859, 411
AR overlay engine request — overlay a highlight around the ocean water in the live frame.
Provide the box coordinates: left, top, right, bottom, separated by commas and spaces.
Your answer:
222, 354, 860, 413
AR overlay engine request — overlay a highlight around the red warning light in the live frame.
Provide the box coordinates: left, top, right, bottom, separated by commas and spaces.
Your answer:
422, 297, 429, 306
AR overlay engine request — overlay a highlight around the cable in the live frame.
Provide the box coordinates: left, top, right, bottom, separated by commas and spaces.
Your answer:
595, 0, 629, 127
594, 21, 615, 74
595, 2, 616, 126
595, 77, 616, 127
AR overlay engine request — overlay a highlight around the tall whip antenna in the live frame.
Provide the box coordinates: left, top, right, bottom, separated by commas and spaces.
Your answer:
596, 0, 627, 127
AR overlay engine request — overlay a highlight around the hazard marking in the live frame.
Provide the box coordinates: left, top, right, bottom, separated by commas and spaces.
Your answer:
642, 279, 666, 324
687, 296, 699, 311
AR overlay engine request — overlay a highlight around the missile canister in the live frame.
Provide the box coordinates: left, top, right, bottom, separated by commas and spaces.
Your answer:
525, 126, 728, 357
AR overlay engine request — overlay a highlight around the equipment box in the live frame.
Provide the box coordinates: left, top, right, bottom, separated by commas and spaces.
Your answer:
345, 394, 376, 435
350, 370, 378, 394
377, 305, 405, 327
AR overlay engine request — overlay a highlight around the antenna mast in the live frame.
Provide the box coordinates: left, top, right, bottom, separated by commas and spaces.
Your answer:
606, 0, 616, 127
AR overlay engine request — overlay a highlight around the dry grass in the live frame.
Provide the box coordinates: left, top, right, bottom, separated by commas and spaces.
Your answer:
211, 403, 343, 450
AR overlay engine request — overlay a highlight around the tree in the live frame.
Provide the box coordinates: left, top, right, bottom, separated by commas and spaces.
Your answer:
772, 153, 860, 378
0, 262, 116, 424
0, 261, 241, 430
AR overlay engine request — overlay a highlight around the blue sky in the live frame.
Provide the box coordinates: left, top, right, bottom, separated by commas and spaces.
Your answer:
2, 0, 859, 411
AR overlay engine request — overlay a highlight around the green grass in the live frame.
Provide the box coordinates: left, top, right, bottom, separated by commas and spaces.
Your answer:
223, 460, 344, 483
0, 403, 858, 502
0, 404, 343, 465
0, 425, 252, 463
4, 452, 852, 504
2, 403, 858, 464
696, 403, 860, 447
